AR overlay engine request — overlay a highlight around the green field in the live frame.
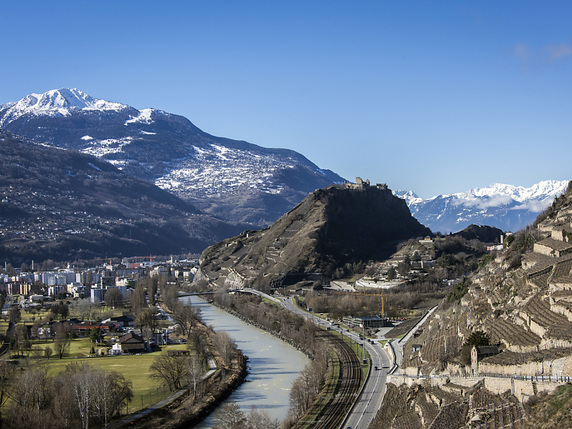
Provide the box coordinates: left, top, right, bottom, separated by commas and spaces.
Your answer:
42, 343, 188, 413
1, 297, 196, 414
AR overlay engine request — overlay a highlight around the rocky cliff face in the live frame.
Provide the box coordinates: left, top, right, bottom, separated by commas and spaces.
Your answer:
196, 184, 431, 291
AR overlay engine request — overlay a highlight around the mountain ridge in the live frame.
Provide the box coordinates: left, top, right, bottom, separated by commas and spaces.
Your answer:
0, 88, 343, 226
395, 180, 569, 234
0, 129, 247, 262
2, 89, 568, 232
0, 88, 127, 124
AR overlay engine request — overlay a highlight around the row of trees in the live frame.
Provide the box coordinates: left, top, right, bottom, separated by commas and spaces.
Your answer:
213, 402, 281, 429
288, 346, 328, 421
149, 350, 206, 396
1, 362, 132, 429
9, 320, 73, 359
148, 327, 239, 398
303, 285, 443, 320
149, 299, 208, 398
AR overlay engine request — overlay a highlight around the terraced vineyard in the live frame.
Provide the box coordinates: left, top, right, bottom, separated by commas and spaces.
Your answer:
525, 294, 572, 341
470, 388, 525, 429
487, 318, 541, 350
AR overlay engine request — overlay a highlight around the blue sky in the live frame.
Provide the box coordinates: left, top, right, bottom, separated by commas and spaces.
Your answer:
1, 1, 571, 198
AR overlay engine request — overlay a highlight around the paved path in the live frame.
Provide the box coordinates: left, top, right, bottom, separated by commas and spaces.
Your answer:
110, 366, 216, 427
391, 305, 438, 370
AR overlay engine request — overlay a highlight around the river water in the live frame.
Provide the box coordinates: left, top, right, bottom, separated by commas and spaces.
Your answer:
182, 297, 309, 427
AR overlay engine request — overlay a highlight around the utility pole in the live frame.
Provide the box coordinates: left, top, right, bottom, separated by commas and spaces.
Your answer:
362, 322, 365, 362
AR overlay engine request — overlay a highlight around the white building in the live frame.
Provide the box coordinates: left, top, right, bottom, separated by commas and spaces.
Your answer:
91, 287, 105, 303
48, 285, 65, 297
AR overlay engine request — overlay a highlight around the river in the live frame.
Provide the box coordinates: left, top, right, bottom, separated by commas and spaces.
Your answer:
181, 296, 310, 427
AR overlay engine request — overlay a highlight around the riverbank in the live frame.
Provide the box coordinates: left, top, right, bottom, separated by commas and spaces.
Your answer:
122, 308, 248, 428
189, 295, 311, 426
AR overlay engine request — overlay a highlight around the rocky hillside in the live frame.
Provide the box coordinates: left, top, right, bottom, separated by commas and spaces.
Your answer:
0, 89, 343, 226
397, 181, 572, 374
453, 224, 504, 243
371, 382, 526, 429
0, 130, 246, 262
373, 182, 572, 428
195, 182, 431, 291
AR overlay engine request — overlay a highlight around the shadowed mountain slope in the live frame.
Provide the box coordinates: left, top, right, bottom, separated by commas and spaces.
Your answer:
0, 129, 246, 262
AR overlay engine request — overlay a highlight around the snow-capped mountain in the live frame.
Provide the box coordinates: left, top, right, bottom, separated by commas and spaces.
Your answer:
395, 180, 569, 234
0, 88, 125, 124
0, 89, 343, 226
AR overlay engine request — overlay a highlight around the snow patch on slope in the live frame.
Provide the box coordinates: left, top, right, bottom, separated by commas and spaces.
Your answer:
124, 108, 154, 126
81, 137, 133, 157
155, 143, 295, 198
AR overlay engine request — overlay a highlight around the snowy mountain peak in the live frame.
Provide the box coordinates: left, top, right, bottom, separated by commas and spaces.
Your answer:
395, 189, 423, 206
0, 89, 344, 226
0, 88, 127, 126
449, 180, 567, 202
395, 180, 569, 233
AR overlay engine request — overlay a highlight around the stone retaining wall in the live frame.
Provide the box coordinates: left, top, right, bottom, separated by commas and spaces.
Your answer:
388, 374, 563, 402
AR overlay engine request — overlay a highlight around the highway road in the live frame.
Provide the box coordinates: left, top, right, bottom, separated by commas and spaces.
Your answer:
276, 293, 391, 429
240, 289, 439, 428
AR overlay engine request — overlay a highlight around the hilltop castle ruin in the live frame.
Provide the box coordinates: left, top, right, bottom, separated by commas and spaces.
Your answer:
343, 177, 388, 191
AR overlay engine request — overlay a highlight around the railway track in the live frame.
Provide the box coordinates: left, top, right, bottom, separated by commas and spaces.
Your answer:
306, 331, 363, 429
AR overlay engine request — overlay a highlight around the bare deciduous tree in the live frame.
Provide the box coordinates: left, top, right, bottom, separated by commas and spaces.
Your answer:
58, 362, 132, 429
0, 360, 14, 408
136, 308, 158, 338
246, 406, 281, 429
214, 331, 236, 366
54, 322, 72, 359
213, 401, 247, 429
8, 367, 51, 411
130, 283, 146, 315
149, 354, 188, 392
147, 277, 158, 305
288, 350, 329, 421
172, 301, 201, 338
71, 298, 96, 321
104, 287, 123, 308
186, 354, 206, 399
161, 282, 178, 311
